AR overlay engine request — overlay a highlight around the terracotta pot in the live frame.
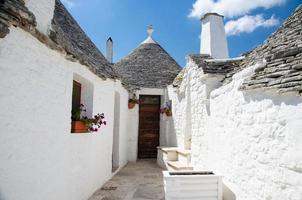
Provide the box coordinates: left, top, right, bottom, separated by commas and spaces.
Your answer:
71, 121, 89, 133
128, 102, 136, 109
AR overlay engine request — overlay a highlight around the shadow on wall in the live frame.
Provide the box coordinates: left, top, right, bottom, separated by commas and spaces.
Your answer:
243, 89, 302, 106
223, 183, 236, 200
176, 89, 185, 101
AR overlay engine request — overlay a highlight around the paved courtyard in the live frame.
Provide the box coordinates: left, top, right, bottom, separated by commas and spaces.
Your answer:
89, 160, 165, 200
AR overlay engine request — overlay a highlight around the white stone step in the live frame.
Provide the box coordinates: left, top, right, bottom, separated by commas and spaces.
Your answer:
167, 161, 193, 171
157, 147, 178, 169
177, 149, 191, 166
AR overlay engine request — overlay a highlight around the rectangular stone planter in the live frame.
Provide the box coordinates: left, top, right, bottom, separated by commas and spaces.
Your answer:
163, 171, 222, 200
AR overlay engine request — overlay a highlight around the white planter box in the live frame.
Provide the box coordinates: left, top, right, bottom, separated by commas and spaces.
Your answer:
163, 171, 222, 200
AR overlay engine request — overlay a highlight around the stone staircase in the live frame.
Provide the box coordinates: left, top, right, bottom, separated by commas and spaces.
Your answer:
157, 147, 193, 171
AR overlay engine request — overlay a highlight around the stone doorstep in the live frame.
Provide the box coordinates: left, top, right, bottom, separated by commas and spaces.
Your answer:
177, 152, 191, 166
157, 147, 191, 155
177, 149, 191, 156
158, 147, 193, 170
167, 161, 194, 171
157, 146, 178, 153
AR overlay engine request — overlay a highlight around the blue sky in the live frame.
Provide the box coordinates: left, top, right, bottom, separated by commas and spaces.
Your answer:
62, 0, 301, 67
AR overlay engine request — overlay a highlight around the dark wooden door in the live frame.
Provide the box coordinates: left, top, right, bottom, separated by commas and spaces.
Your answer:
138, 95, 160, 159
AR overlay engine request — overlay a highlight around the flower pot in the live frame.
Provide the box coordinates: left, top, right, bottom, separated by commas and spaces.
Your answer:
128, 102, 136, 109
71, 121, 88, 133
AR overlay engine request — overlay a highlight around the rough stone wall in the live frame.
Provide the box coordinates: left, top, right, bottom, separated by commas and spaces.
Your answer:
0, 27, 130, 200
206, 64, 302, 200
169, 59, 210, 151
169, 60, 302, 200
169, 6, 302, 199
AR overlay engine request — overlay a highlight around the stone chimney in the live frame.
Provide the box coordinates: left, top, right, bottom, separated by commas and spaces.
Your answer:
200, 13, 229, 59
106, 37, 113, 63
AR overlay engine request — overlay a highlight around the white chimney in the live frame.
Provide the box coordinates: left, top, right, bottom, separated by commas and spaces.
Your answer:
106, 37, 113, 63
200, 13, 229, 59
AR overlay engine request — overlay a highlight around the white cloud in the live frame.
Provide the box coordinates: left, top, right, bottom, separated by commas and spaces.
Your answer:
189, 0, 286, 19
62, 0, 75, 9
225, 15, 279, 36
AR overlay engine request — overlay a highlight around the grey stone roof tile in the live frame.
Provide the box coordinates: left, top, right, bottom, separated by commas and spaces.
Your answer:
51, 0, 116, 79
239, 4, 302, 94
113, 42, 181, 88
188, 54, 243, 75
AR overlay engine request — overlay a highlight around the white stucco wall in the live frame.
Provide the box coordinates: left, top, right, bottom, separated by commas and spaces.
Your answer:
127, 88, 174, 161
25, 0, 55, 34
0, 27, 129, 200
114, 82, 130, 167
127, 104, 139, 162
169, 61, 302, 200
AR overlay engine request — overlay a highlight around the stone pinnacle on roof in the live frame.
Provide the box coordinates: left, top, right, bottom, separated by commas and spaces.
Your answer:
147, 25, 154, 36
142, 24, 157, 44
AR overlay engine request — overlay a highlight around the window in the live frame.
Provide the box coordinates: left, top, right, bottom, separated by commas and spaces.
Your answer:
70, 76, 94, 133
72, 80, 81, 112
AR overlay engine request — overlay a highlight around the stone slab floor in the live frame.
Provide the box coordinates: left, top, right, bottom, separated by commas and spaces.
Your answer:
89, 160, 165, 200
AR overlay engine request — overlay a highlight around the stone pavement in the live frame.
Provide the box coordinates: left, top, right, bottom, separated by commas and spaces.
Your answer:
89, 160, 165, 200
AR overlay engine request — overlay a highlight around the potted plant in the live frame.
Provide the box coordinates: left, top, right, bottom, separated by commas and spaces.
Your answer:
83, 113, 107, 132
160, 102, 172, 117
71, 104, 106, 133
128, 94, 139, 109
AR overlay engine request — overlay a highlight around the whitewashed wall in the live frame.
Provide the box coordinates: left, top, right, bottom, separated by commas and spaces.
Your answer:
127, 88, 174, 161
127, 104, 139, 162
0, 27, 129, 200
169, 61, 302, 200
114, 82, 130, 167
25, 0, 55, 34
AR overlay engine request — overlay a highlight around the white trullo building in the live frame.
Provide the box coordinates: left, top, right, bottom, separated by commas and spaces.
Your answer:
113, 25, 181, 160
0, 0, 130, 199
167, 6, 302, 200
0, 0, 301, 200
0, 0, 180, 199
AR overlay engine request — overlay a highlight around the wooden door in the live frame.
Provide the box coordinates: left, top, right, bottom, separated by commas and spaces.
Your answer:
138, 95, 160, 159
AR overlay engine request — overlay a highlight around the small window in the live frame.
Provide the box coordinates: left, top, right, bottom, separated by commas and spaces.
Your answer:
70, 76, 94, 133
72, 80, 81, 112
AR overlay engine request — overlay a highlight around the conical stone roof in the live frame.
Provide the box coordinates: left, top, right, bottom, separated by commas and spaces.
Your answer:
52, 0, 116, 79
113, 28, 181, 88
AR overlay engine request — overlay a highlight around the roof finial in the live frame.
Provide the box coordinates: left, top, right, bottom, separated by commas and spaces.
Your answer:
147, 25, 154, 37
141, 25, 157, 44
